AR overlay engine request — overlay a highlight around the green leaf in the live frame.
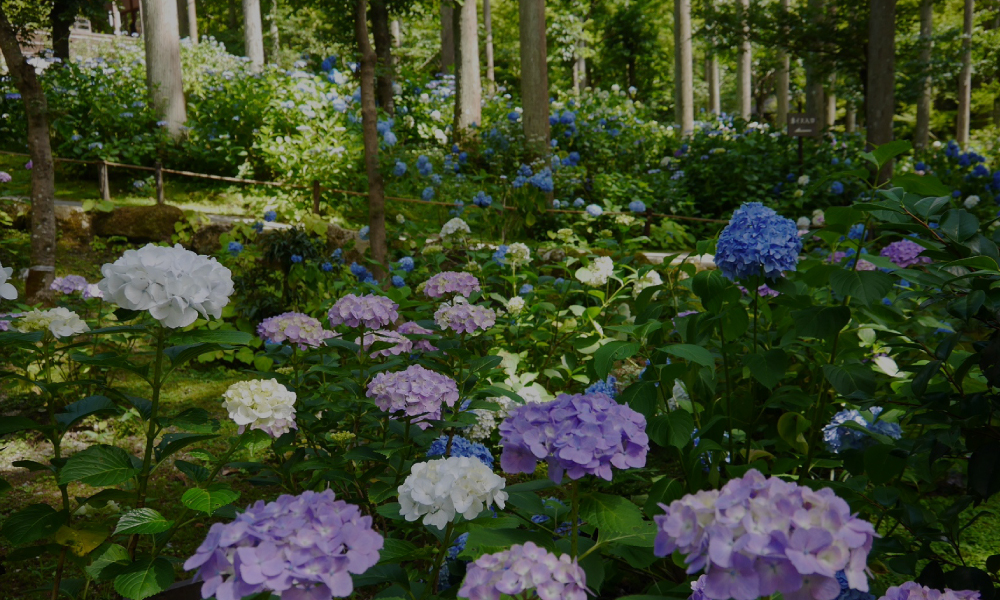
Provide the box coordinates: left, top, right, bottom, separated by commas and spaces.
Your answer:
164, 343, 226, 368
719, 305, 749, 340
968, 442, 1000, 501
84, 543, 130, 581
1, 504, 68, 545
743, 349, 787, 389
54, 525, 109, 556
793, 306, 852, 341
113, 509, 173, 535
829, 270, 893, 307
0, 477, 11, 495
459, 528, 555, 560
155, 433, 219, 462
0, 416, 47, 436
648, 411, 694, 449
663, 344, 714, 367
59, 445, 142, 486
891, 173, 952, 197
377, 539, 422, 564
619, 381, 658, 419
864, 444, 906, 485
644, 477, 686, 518
579, 493, 651, 545
822, 364, 877, 399
777, 413, 810, 453
174, 460, 210, 483
181, 484, 241, 514
872, 140, 912, 167
594, 341, 640, 380
948, 290, 986, 321
470, 355, 503, 374
55, 396, 120, 430
113, 557, 175, 600
940, 209, 980, 242
169, 330, 252, 346
691, 269, 730, 313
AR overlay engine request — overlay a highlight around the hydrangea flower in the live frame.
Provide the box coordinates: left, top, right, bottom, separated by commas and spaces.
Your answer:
358, 226, 370, 241
397, 456, 507, 530
264, 210, 277, 222
629, 200, 647, 213
473, 191, 493, 208
222, 379, 297, 437
183, 489, 383, 600
0, 172, 11, 184
823, 407, 902, 453
423, 187, 436, 201
492, 245, 508, 266
831, 181, 845, 195
291, 254, 303, 264
227, 241, 243, 256
573, 198, 585, 208
428, 434, 494, 467
633, 270, 663, 298
327, 294, 399, 329
391, 275, 405, 287
424, 272, 481, 298
585, 204, 603, 217
575, 256, 615, 287
519, 284, 533, 295
964, 195, 980, 209
358, 329, 413, 358
393, 160, 407, 176
321, 262, 333, 272
398, 256, 415, 272
506, 242, 531, 267
499, 391, 648, 482
880, 239, 931, 268
367, 364, 459, 428
83, 284, 103, 300
584, 375, 618, 398
715, 202, 802, 281
878, 582, 979, 600
653, 469, 877, 600
258, 312, 335, 349
441, 217, 471, 237
397, 321, 438, 352
505, 296, 526, 315
16, 307, 90, 339
466, 396, 517, 441
434, 300, 497, 334
50, 275, 89, 294
98, 244, 234, 328
457, 542, 588, 600
0, 261, 15, 301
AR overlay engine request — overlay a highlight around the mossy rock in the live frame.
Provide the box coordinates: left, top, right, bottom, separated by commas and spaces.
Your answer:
91, 204, 184, 243
326, 223, 368, 263
189, 222, 233, 256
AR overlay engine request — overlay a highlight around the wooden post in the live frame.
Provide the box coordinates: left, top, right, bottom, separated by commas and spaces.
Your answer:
98, 161, 111, 201
644, 207, 653, 237
155, 161, 164, 205
312, 180, 321, 214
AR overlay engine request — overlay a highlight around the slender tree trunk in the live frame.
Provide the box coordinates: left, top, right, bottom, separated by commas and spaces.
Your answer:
805, 0, 826, 129
0, 6, 56, 303
453, 0, 482, 135
391, 19, 401, 47
355, 0, 387, 278
866, 0, 897, 182
574, 39, 586, 93
112, 3, 122, 35
440, 0, 455, 73
956, 0, 973, 149
736, 0, 751, 118
484, 0, 496, 89
519, 0, 550, 159
707, 55, 720, 114
371, 0, 395, 115
674, 0, 694, 133
242, 0, 265, 70
845, 101, 856, 132
228, 0, 237, 31
268, 0, 278, 61
187, 0, 198, 42
143, 0, 187, 139
776, 0, 790, 128
914, 0, 933, 148
50, 0, 75, 62
826, 75, 836, 127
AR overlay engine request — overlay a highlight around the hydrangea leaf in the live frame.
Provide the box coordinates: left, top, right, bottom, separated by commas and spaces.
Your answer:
113, 557, 175, 600
1, 503, 68, 545
58, 445, 142, 487
113, 508, 173, 535
55, 396, 120, 431
181, 484, 241, 514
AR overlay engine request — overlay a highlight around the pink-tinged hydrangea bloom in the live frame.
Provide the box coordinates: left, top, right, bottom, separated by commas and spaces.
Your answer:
879, 582, 980, 600
880, 239, 932, 268
653, 469, 878, 600
258, 312, 335, 349
366, 364, 460, 429
327, 293, 399, 329
358, 330, 413, 358
49, 275, 89, 294
424, 271, 481, 298
0, 171, 11, 183
82, 284, 104, 300
434, 301, 496, 334
499, 391, 648, 483
183, 489, 383, 600
457, 542, 589, 600
397, 321, 438, 352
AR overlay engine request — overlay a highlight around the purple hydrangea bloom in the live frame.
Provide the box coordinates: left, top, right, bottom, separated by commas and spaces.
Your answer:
328, 294, 399, 329
715, 202, 803, 281
397, 321, 438, 352
0, 313, 24, 332
357, 329, 413, 358
0, 171, 11, 183
49, 275, 89, 294
823, 407, 902, 453
82, 284, 103, 300
434, 301, 496, 334
653, 469, 877, 600
457, 542, 588, 600
366, 364, 459, 428
258, 312, 336, 349
880, 239, 932, 268
878, 582, 980, 600
183, 489, 383, 600
499, 391, 648, 482
424, 271, 482, 298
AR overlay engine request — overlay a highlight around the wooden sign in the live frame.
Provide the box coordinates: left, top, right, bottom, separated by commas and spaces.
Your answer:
787, 113, 819, 137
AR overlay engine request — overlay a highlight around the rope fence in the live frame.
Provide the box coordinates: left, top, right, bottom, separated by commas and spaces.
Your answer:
0, 150, 730, 225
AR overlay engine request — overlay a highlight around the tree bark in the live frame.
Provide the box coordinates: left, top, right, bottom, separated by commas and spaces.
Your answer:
371, 0, 395, 115
805, 67, 825, 130
845, 101, 856, 132
112, 3, 122, 35
914, 0, 933, 149
355, 0, 387, 278
736, 0, 751, 119
775, 0, 789, 128
242, 0, 265, 70
519, 0, 550, 159
268, 0, 278, 61
50, 0, 75, 62
440, 0, 455, 73
453, 0, 482, 135
187, 0, 198, 42
826, 75, 836, 127
0, 5, 56, 303
177, 0, 190, 38
574, 34, 586, 92
956, 0, 973, 149
707, 54, 720, 114
391, 19, 401, 47
143, 0, 187, 139
484, 0, 496, 88
866, 0, 896, 182
674, 0, 694, 133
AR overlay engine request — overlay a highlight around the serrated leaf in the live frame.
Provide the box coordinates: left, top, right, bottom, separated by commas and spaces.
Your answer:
579, 492, 647, 538
594, 341, 640, 380
0, 416, 46, 435
113, 557, 175, 600
59, 445, 142, 486
822, 364, 877, 399
743, 349, 787, 389
84, 543, 130, 581
793, 306, 852, 341
777, 413, 810, 453
662, 344, 714, 367
113, 509, 172, 536
2, 504, 68, 545
181, 485, 240, 514
55, 396, 120, 430
174, 460, 210, 483
54, 525, 108, 556
830, 270, 893, 307
155, 433, 219, 462
940, 209, 980, 242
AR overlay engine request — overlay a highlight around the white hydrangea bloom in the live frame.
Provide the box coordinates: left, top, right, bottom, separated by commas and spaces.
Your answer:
575, 256, 615, 287
632, 270, 663, 299
796, 216, 811, 229
506, 243, 531, 267
505, 296, 526, 315
964, 195, 981, 209
222, 379, 297, 438
467, 396, 515, 441
440, 218, 471, 238
0, 261, 16, 300
397, 456, 507, 530
669, 379, 690, 411
16, 307, 90, 339
98, 244, 234, 328
797, 175, 810, 186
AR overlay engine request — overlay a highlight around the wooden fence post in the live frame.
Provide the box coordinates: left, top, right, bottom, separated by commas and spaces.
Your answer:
644, 207, 653, 237
98, 161, 111, 201
312, 180, 321, 214
155, 161, 165, 205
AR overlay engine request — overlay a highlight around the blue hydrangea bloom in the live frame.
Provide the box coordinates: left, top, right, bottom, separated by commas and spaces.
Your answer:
427, 435, 494, 467
528, 168, 554, 192
391, 275, 405, 287
831, 158, 840, 165
585, 375, 618, 398
228, 241, 243, 255
359, 226, 370, 241
549, 114, 559, 126
290, 254, 303, 264
715, 202, 803, 281
349, 262, 370, 280
519, 284, 533, 295
493, 245, 508, 266
251, 222, 264, 234
398, 256, 414, 272
393, 161, 407, 176
831, 181, 845, 194
417, 155, 433, 177
447, 532, 469, 561
507, 112, 520, 122
264, 210, 277, 222
586, 204, 603, 217
973, 164, 990, 178
473, 191, 492, 208
848, 223, 866, 240
915, 161, 927, 171
512, 175, 527, 188
823, 407, 902, 453
422, 187, 435, 201
629, 200, 647, 213
952, 190, 962, 198
431, 174, 443, 186
331, 248, 344, 265
518, 164, 533, 177
573, 198, 585, 208
834, 571, 876, 600
554, 277, 565, 286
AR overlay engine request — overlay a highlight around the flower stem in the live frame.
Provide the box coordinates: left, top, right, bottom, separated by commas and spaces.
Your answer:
128, 325, 166, 559
570, 479, 580, 558
429, 521, 455, 596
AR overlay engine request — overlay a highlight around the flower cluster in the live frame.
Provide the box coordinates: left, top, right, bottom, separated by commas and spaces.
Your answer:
222, 379, 297, 437
715, 202, 802, 281
457, 542, 588, 600
327, 294, 399, 329
83, 284, 104, 299
653, 469, 877, 600
397, 321, 438, 352
466, 396, 517, 441
505, 296, 526, 315
50, 275, 89, 294
183, 489, 383, 600
880, 239, 931, 269
397, 456, 507, 530
441, 217, 471, 238
16, 307, 90, 339
434, 301, 497, 334
878, 582, 979, 600
98, 244, 234, 328
358, 330, 413, 358
506, 243, 531, 267
633, 270, 663, 298
823, 407, 902, 453
428, 434, 495, 467
499, 391, 648, 482
575, 256, 615, 287
258, 312, 335, 349
0, 261, 16, 301
424, 272, 482, 298
584, 376, 618, 398
366, 365, 459, 428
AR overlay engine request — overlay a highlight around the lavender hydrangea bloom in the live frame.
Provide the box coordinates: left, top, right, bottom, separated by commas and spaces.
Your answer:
653, 469, 877, 600
878, 582, 980, 600
50, 275, 89, 294
328, 294, 399, 329
183, 489, 383, 600
258, 312, 336, 349
367, 364, 459, 428
428, 434, 494, 467
715, 202, 803, 281
434, 301, 497, 334
499, 391, 648, 482
424, 271, 482, 298
823, 407, 902, 453
397, 321, 438, 352
880, 239, 932, 268
457, 542, 588, 600
358, 330, 413, 358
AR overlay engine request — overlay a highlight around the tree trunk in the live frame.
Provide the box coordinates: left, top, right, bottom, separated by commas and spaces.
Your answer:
674, 0, 694, 133
242, 0, 265, 70
866, 0, 896, 182
453, 0, 482, 135
914, 0, 933, 149
826, 75, 836, 127
268, 0, 279, 61
519, 0, 550, 159
371, 0, 395, 116
707, 55, 720, 114
805, 66, 826, 130
484, 0, 496, 88
776, 0, 789, 128
574, 37, 586, 93
391, 19, 401, 47
736, 0, 751, 118
112, 3, 122, 35
956, 0, 973, 149
0, 6, 56, 303
355, 0, 387, 278
845, 101, 856, 132
142, 0, 187, 139
440, 0, 454, 73
228, 0, 237, 31
187, 0, 198, 42
50, 0, 75, 62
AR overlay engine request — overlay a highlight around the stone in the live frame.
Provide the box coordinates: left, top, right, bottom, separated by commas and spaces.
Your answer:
189, 222, 233, 256
91, 204, 184, 243
326, 223, 369, 263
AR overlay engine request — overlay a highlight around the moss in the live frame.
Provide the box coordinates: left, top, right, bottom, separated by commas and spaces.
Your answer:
91, 204, 184, 243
